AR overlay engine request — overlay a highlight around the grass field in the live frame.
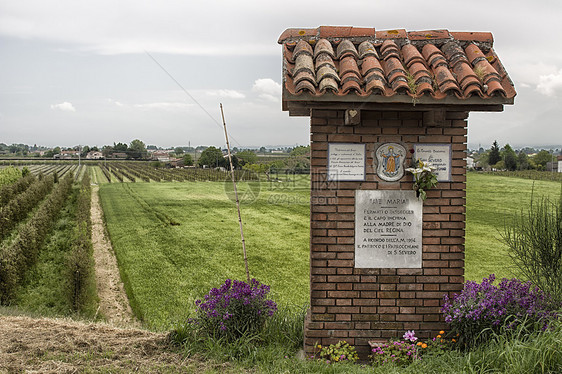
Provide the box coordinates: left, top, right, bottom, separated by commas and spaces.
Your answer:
98, 171, 561, 329
99, 176, 310, 329
465, 172, 561, 281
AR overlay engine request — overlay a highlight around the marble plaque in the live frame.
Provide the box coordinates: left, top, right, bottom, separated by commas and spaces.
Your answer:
355, 190, 422, 268
327, 143, 366, 181
414, 144, 452, 182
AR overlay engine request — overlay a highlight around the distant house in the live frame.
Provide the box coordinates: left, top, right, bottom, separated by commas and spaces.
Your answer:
169, 157, 183, 167
59, 150, 79, 159
558, 155, 562, 173
466, 156, 474, 169
112, 152, 128, 159
86, 151, 103, 159
152, 150, 171, 162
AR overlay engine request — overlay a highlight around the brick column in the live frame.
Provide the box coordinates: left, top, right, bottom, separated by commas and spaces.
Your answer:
305, 109, 468, 358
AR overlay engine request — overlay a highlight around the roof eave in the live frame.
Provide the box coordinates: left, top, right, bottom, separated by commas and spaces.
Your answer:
282, 91, 511, 116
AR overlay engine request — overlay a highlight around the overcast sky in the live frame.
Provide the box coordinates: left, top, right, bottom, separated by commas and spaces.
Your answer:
0, 0, 561, 150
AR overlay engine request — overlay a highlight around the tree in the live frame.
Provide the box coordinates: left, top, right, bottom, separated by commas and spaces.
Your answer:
290, 145, 310, 157
183, 154, 194, 166
102, 145, 113, 157
235, 150, 257, 166
503, 144, 518, 171
114, 142, 128, 152
488, 141, 501, 166
174, 147, 184, 155
129, 139, 147, 159
198, 146, 226, 168
243, 163, 271, 180
517, 151, 530, 170
45, 146, 61, 158
533, 150, 553, 171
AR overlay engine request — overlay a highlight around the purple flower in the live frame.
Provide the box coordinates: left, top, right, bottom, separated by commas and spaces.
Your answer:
403, 330, 417, 342
192, 278, 277, 339
441, 274, 560, 346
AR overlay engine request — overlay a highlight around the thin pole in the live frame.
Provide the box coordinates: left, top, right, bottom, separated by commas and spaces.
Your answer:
220, 103, 250, 283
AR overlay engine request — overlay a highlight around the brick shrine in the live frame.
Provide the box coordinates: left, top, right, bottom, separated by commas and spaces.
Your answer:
278, 26, 516, 357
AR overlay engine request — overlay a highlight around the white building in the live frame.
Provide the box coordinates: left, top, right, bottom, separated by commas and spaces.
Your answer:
86, 151, 103, 159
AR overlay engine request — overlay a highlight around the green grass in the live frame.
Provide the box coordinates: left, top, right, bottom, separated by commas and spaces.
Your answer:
465, 172, 561, 282
99, 172, 562, 329
175, 318, 562, 373
99, 176, 310, 329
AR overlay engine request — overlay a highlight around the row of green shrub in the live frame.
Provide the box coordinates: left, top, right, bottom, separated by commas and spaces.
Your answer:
0, 173, 34, 207
484, 169, 562, 182
0, 174, 73, 303
0, 175, 55, 241
0, 166, 23, 188
67, 174, 98, 314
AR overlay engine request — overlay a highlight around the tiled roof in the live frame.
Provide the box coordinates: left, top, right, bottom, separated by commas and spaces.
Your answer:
278, 27, 516, 106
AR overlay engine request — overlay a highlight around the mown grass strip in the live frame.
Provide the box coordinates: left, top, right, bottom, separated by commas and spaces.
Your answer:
465, 172, 561, 281
99, 178, 310, 329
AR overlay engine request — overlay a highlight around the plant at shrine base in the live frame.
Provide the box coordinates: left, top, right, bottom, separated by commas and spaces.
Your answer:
441, 274, 560, 349
188, 278, 277, 341
405, 159, 438, 200
317, 341, 359, 363
369, 330, 421, 366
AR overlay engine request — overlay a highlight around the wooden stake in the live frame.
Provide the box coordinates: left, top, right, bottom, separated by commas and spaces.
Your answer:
220, 103, 250, 283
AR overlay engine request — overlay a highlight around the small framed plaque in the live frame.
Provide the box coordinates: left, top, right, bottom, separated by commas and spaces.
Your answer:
414, 144, 452, 182
327, 143, 366, 181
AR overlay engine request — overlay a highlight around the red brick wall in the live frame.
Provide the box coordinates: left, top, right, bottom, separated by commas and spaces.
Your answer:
306, 109, 468, 358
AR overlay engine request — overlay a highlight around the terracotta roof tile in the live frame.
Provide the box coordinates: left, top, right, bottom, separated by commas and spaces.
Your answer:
313, 39, 335, 58
279, 26, 515, 104
402, 44, 425, 68
450, 31, 493, 43
380, 40, 401, 60
407, 29, 451, 41
336, 40, 359, 59
358, 41, 378, 59
375, 29, 407, 40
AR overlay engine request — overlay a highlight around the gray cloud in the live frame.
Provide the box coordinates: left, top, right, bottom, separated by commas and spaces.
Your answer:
536, 69, 562, 97
0, 0, 560, 148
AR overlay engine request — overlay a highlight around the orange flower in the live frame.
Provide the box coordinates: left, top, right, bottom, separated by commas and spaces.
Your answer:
416, 342, 422, 346
421, 343, 427, 349
452, 339, 456, 343
439, 330, 445, 335
436, 335, 442, 339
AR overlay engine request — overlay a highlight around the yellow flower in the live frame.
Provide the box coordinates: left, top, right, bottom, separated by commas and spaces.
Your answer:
436, 335, 441, 339
317, 345, 322, 349
439, 330, 445, 335
421, 343, 427, 349
334, 357, 339, 362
